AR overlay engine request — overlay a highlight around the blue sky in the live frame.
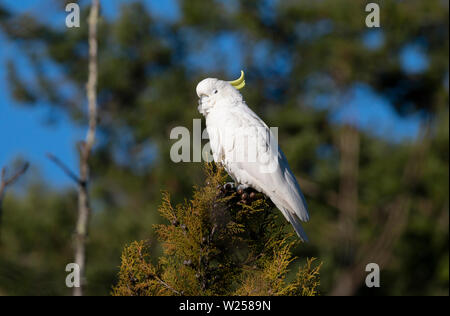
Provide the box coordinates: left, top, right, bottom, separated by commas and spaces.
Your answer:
0, 0, 424, 189
0, 0, 179, 188
0, 30, 84, 188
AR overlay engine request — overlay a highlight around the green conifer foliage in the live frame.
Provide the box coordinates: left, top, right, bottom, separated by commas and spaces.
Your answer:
112, 164, 321, 296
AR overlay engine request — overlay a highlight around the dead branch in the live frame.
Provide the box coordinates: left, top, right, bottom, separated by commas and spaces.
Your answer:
46, 153, 80, 184
0, 162, 29, 205
0, 162, 29, 240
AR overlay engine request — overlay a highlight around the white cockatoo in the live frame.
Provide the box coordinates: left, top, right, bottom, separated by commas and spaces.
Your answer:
196, 71, 310, 241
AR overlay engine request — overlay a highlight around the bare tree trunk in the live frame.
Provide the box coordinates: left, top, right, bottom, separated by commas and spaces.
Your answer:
48, 0, 100, 296
72, 0, 99, 297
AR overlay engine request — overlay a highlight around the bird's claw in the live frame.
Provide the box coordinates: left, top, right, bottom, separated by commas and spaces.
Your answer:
217, 183, 262, 205
237, 186, 260, 205
236, 184, 249, 192
217, 182, 235, 195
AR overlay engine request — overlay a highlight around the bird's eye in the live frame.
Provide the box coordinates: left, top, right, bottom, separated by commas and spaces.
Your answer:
214, 90, 218, 94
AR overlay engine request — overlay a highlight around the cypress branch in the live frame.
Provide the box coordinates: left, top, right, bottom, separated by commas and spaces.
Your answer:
112, 163, 321, 296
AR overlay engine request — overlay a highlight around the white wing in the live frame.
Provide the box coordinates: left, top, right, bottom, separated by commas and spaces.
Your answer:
218, 104, 310, 241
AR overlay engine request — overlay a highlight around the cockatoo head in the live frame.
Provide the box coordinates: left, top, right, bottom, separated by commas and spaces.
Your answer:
196, 70, 245, 116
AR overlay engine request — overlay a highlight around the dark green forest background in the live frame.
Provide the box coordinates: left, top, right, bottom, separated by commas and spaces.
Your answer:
0, 0, 448, 295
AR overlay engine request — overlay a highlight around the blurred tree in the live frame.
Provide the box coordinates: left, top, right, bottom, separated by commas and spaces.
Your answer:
0, 0, 447, 295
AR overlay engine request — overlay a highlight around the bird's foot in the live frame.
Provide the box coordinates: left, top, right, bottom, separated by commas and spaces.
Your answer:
236, 184, 249, 191
236, 186, 262, 205
217, 183, 263, 205
217, 182, 236, 195
224, 182, 235, 191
